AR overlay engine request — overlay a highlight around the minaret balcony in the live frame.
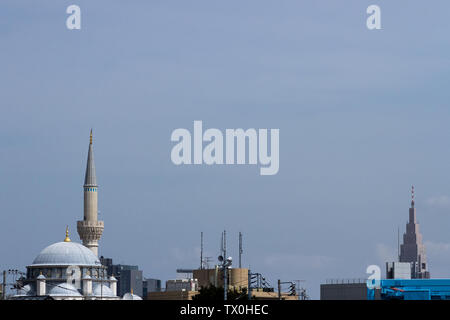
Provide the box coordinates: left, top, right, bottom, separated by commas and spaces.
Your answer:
77, 220, 104, 242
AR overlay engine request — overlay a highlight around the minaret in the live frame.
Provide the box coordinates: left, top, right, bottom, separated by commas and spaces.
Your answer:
77, 130, 104, 256
399, 186, 430, 278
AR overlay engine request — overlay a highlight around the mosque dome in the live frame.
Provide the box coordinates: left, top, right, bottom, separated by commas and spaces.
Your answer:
31, 241, 101, 266
48, 283, 82, 297
93, 284, 114, 297
123, 291, 143, 300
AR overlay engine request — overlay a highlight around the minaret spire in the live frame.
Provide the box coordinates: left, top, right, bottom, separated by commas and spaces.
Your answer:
64, 226, 71, 242
77, 130, 104, 256
84, 130, 97, 187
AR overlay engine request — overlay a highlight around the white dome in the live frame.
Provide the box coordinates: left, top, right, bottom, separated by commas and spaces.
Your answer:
48, 283, 82, 296
93, 284, 114, 297
32, 242, 101, 266
123, 292, 143, 300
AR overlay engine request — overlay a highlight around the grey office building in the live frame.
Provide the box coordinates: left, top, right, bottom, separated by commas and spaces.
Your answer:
100, 257, 143, 297
143, 278, 162, 297
320, 280, 381, 300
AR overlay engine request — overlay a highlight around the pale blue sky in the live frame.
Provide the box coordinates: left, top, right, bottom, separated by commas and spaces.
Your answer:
1, 1, 450, 298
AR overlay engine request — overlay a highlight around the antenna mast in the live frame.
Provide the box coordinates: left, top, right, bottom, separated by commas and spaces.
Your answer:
220, 232, 224, 257
200, 232, 204, 269
397, 226, 400, 261
223, 230, 227, 259
239, 232, 243, 268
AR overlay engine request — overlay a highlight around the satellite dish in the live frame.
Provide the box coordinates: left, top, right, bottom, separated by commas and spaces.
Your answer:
218, 255, 224, 262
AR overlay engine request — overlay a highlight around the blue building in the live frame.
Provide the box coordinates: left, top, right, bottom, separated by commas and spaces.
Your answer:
368, 279, 450, 300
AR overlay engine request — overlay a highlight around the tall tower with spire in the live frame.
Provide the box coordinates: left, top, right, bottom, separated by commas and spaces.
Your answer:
77, 130, 104, 256
399, 186, 430, 279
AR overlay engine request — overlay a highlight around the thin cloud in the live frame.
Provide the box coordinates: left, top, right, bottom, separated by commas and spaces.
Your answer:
426, 195, 450, 209
264, 253, 334, 270
424, 241, 450, 278
375, 243, 396, 264
425, 241, 450, 254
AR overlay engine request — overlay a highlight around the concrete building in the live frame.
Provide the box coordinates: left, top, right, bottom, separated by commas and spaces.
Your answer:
166, 279, 198, 292
386, 262, 411, 279
99, 257, 144, 297
147, 268, 298, 300
77, 130, 104, 257
113, 265, 142, 297
147, 276, 199, 300
147, 267, 246, 301
99, 257, 113, 275
193, 268, 248, 290
143, 278, 161, 297
320, 280, 381, 300
147, 288, 298, 300
148, 290, 199, 300
399, 186, 430, 279
193, 268, 298, 300
251, 289, 299, 300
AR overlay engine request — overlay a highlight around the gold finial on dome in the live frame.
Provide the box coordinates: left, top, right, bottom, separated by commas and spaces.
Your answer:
90, 129, 93, 145
64, 225, 71, 242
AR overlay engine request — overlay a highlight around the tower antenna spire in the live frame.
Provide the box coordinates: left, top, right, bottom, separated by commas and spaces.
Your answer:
411, 185, 415, 207
90, 129, 93, 144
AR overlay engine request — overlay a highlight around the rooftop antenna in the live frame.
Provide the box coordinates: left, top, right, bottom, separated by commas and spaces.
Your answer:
223, 230, 227, 260
204, 257, 213, 269
239, 232, 243, 268
220, 232, 223, 260
397, 226, 400, 262
200, 232, 204, 270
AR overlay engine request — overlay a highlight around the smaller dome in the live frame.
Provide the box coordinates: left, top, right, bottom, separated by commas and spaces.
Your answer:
15, 284, 33, 296
93, 284, 114, 297
123, 292, 143, 300
48, 283, 82, 296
